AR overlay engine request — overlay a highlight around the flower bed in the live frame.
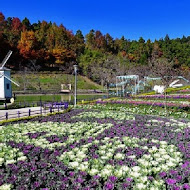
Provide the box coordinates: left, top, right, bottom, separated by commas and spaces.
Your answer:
96, 99, 190, 109
136, 94, 190, 100
0, 108, 189, 189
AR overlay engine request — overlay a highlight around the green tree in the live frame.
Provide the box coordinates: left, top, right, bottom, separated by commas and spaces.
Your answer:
22, 17, 31, 30
85, 29, 95, 49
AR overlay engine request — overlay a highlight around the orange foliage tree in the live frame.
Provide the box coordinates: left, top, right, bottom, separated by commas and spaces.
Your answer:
17, 30, 39, 59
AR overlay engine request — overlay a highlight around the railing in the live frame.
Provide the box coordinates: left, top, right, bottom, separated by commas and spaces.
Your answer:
0, 105, 68, 121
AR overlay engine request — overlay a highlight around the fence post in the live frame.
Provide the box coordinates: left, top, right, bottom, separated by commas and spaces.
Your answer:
40, 106, 42, 115
18, 111, 20, 118
58, 105, 59, 112
5, 112, 8, 120
4, 102, 7, 110
50, 107, 52, 113
29, 109, 31, 116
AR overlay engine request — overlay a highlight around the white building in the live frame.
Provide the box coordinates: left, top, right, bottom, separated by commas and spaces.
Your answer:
0, 67, 12, 101
0, 50, 19, 102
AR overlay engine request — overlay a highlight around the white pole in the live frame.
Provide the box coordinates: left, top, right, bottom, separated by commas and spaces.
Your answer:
73, 65, 77, 107
135, 78, 136, 95
138, 76, 139, 93
116, 77, 118, 96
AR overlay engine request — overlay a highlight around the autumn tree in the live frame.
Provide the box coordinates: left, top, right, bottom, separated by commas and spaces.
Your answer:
17, 30, 39, 60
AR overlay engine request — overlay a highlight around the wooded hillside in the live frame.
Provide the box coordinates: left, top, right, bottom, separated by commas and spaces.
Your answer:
0, 12, 189, 85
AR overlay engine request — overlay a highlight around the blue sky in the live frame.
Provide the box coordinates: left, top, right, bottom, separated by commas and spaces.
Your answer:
1, 0, 190, 41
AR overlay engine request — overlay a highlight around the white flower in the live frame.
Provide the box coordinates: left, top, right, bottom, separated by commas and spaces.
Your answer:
101, 156, 108, 160
128, 155, 136, 159
143, 154, 151, 160
114, 153, 124, 159
159, 141, 168, 145
5, 159, 15, 165
0, 158, 4, 166
89, 168, 99, 175
79, 164, 88, 171
151, 161, 159, 166
166, 161, 175, 167
142, 146, 148, 150
142, 161, 149, 167
130, 171, 140, 178
114, 169, 123, 178
17, 156, 27, 161
136, 183, 147, 189
121, 165, 129, 172
0, 184, 12, 190
69, 161, 79, 168
150, 186, 159, 190
162, 154, 170, 160
106, 152, 113, 158
132, 166, 141, 172
101, 169, 112, 177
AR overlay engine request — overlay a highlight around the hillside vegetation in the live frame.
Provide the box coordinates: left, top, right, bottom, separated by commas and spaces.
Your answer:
0, 12, 189, 86
12, 72, 103, 92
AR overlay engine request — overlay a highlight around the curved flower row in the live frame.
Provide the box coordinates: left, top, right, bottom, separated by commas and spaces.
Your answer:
0, 109, 189, 189
96, 100, 190, 109
136, 94, 190, 99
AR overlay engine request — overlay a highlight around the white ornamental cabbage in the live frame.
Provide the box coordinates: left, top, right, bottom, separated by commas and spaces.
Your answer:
0, 184, 12, 190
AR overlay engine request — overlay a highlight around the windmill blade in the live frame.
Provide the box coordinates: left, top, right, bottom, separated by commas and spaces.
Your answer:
3, 74, 20, 86
171, 84, 183, 88
169, 79, 179, 87
0, 50, 13, 69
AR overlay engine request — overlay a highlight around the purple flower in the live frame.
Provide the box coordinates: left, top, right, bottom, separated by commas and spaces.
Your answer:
76, 177, 84, 183
170, 170, 178, 175
181, 161, 190, 168
83, 157, 89, 161
166, 178, 177, 185
104, 182, 114, 190
183, 184, 190, 189
69, 171, 75, 177
83, 187, 91, 190
79, 171, 87, 176
173, 186, 182, 190
92, 154, 99, 159
108, 176, 117, 183
176, 175, 182, 182
61, 177, 68, 182
126, 177, 133, 182
50, 168, 55, 172
159, 171, 167, 178
93, 175, 100, 180
33, 181, 40, 188
122, 183, 130, 188
148, 176, 154, 181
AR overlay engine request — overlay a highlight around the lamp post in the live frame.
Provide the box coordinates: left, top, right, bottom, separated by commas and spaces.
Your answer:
73, 64, 78, 107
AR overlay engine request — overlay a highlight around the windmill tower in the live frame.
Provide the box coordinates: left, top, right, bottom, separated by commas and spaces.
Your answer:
0, 50, 19, 102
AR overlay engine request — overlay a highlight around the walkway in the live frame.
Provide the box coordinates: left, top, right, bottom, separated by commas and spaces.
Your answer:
0, 106, 60, 121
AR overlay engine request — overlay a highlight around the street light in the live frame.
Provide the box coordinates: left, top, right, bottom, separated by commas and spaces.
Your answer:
73, 64, 78, 107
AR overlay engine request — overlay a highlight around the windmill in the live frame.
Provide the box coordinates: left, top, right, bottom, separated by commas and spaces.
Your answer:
169, 79, 183, 88
0, 50, 19, 102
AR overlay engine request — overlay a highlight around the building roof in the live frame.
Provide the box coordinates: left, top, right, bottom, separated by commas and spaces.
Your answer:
0, 67, 11, 71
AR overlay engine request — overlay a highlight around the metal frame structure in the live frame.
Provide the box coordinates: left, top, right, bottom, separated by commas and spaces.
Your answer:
116, 75, 139, 96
